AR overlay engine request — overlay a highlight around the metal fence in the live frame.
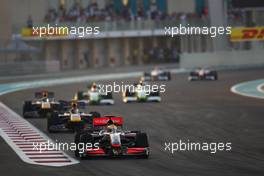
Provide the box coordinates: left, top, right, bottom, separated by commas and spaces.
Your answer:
13, 17, 209, 34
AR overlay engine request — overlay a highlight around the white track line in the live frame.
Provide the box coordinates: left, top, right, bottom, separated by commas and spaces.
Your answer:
231, 80, 264, 99
230, 85, 255, 98
257, 83, 264, 93
0, 102, 79, 167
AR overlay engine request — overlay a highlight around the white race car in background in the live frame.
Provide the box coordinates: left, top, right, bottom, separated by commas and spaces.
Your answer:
142, 67, 171, 81
122, 83, 161, 103
188, 68, 218, 81
75, 83, 114, 105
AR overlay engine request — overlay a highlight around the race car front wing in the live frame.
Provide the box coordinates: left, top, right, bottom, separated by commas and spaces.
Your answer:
80, 147, 149, 157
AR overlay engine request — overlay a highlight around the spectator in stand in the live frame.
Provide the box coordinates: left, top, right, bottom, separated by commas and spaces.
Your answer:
120, 4, 132, 21
43, 1, 207, 24
68, 1, 82, 21
150, 2, 159, 20
27, 16, 33, 28
44, 8, 57, 22
57, 4, 66, 22
137, 6, 145, 20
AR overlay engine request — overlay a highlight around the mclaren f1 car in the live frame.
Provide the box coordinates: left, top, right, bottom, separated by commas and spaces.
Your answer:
74, 116, 149, 158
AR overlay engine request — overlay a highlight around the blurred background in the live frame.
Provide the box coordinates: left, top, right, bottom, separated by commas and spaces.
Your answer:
1, 0, 264, 76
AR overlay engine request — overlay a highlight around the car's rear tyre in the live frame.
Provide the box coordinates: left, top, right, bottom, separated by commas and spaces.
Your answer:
74, 132, 81, 157
135, 133, 149, 159
47, 116, 54, 133
100, 93, 114, 105
106, 92, 113, 99
143, 72, 151, 81
47, 112, 60, 133
75, 131, 93, 158
136, 133, 149, 148
87, 111, 101, 126
77, 91, 84, 100
89, 111, 101, 118
214, 72, 218, 80
23, 101, 33, 118
167, 72, 171, 81
149, 91, 160, 97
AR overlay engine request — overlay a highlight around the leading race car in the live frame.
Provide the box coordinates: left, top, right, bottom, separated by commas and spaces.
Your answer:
142, 67, 171, 81
188, 68, 218, 81
122, 82, 161, 103
75, 83, 114, 105
74, 116, 149, 158
23, 91, 61, 118
47, 101, 101, 133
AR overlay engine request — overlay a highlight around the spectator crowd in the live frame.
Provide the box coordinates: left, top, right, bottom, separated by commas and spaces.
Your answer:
44, 1, 206, 23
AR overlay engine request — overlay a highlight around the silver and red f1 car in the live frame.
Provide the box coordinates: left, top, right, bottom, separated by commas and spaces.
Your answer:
188, 68, 218, 81
74, 116, 150, 158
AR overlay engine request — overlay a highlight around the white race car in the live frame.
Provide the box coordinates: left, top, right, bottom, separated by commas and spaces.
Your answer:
188, 68, 218, 81
142, 67, 171, 81
122, 83, 161, 103
75, 83, 114, 105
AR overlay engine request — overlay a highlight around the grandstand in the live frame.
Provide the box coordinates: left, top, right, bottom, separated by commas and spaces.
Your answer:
0, 0, 264, 75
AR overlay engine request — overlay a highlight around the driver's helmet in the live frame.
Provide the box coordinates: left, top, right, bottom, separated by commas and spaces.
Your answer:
71, 101, 78, 113
106, 119, 117, 132
42, 91, 48, 99
137, 80, 144, 88
91, 82, 97, 92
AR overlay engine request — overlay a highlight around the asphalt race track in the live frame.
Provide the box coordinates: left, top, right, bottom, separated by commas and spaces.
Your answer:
1, 69, 264, 176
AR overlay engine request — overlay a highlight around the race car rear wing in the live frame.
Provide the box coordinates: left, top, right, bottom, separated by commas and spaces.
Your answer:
35, 91, 55, 99
58, 100, 86, 109
93, 117, 123, 126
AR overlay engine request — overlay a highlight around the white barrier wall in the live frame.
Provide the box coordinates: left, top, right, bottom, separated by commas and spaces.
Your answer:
180, 50, 264, 68
0, 61, 60, 75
